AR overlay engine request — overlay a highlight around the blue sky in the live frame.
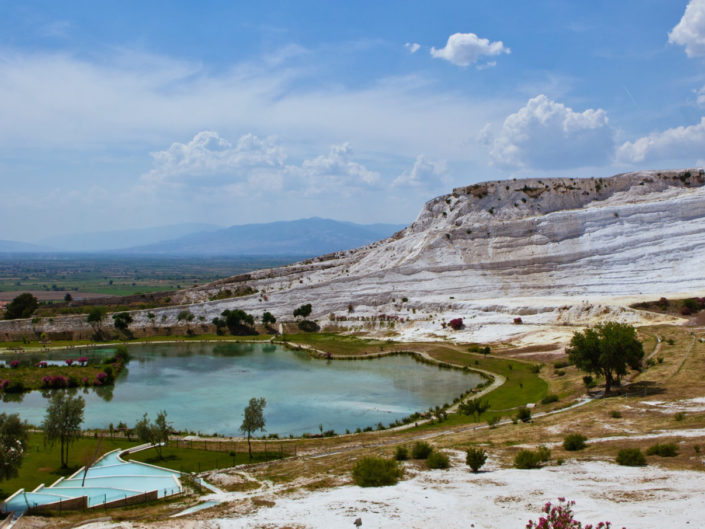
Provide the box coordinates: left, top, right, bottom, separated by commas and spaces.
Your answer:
1, 0, 704, 240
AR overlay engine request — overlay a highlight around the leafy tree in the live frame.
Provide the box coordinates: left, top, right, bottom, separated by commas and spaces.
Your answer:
0, 413, 28, 481
293, 303, 312, 319
465, 447, 487, 472
112, 312, 133, 332
262, 311, 276, 325
64, 293, 73, 302
87, 307, 107, 325
42, 391, 85, 468
5, 293, 39, 320
221, 309, 255, 335
134, 410, 170, 459
240, 397, 266, 459
567, 322, 644, 394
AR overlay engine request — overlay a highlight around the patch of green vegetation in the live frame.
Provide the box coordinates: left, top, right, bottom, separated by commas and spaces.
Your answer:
0, 433, 140, 497
279, 333, 387, 355
413, 347, 548, 428
127, 445, 284, 473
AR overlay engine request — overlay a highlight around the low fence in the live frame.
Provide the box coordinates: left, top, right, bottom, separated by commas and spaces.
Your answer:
169, 438, 297, 457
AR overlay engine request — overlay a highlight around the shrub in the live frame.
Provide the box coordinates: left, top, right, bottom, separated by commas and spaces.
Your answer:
646, 442, 678, 457
394, 446, 409, 461
352, 457, 403, 487
563, 434, 587, 451
610, 410, 622, 418
411, 441, 433, 459
541, 394, 559, 405
297, 320, 319, 332
514, 449, 542, 469
465, 447, 487, 472
675, 412, 686, 421
486, 415, 500, 428
448, 318, 463, 330
515, 407, 531, 423
616, 448, 646, 466
553, 360, 571, 369
426, 451, 450, 469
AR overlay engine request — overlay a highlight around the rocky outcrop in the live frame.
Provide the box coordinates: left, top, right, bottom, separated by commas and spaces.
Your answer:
3, 169, 703, 344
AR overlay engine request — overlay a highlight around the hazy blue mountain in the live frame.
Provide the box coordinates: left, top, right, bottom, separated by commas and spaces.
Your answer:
121, 218, 407, 256
0, 240, 54, 253
38, 223, 221, 252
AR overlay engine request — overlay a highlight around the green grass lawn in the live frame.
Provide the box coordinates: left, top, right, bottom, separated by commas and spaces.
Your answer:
126, 445, 285, 474
0, 433, 140, 499
415, 347, 548, 428
279, 333, 388, 355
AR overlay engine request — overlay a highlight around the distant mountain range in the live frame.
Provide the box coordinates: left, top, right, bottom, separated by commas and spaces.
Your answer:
3, 218, 405, 256
37, 223, 221, 252
0, 240, 53, 253
120, 218, 406, 256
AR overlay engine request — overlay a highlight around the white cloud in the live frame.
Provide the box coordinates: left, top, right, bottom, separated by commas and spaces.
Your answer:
488, 95, 614, 170
141, 131, 378, 198
669, 0, 705, 57
697, 85, 705, 107
405, 42, 421, 54
430, 32, 509, 67
393, 155, 447, 187
299, 143, 379, 193
0, 48, 505, 162
616, 117, 705, 164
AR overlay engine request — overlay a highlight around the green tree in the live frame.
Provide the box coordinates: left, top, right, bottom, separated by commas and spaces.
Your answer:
0, 413, 29, 481
134, 410, 170, 459
112, 312, 133, 333
42, 391, 85, 468
4, 293, 39, 320
567, 322, 644, 394
293, 304, 312, 319
262, 311, 276, 326
221, 309, 255, 335
64, 293, 73, 302
240, 397, 266, 459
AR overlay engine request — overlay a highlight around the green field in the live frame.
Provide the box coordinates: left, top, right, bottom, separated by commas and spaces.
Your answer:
0, 255, 300, 299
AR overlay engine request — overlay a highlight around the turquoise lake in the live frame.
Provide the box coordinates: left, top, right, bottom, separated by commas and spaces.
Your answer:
0, 342, 482, 436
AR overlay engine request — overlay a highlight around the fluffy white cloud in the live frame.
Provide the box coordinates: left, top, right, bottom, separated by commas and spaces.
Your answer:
405, 42, 421, 54
393, 155, 447, 187
487, 95, 614, 170
616, 117, 705, 164
669, 0, 705, 57
144, 131, 286, 188
430, 32, 509, 67
299, 143, 379, 193
142, 131, 378, 197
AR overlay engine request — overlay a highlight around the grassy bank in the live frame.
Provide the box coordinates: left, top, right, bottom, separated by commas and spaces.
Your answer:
126, 445, 285, 474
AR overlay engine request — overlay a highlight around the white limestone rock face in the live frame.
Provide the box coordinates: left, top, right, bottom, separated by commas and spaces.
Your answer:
3, 169, 703, 344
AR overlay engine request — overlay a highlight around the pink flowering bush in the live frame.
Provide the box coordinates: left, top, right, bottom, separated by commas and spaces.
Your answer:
65, 359, 74, 366
42, 375, 69, 388
448, 318, 464, 330
77, 356, 88, 365
9, 360, 19, 369
0, 379, 9, 390
36, 361, 48, 368
526, 498, 624, 529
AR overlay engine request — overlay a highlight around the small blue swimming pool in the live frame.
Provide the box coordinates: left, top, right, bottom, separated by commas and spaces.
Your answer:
2, 448, 182, 514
